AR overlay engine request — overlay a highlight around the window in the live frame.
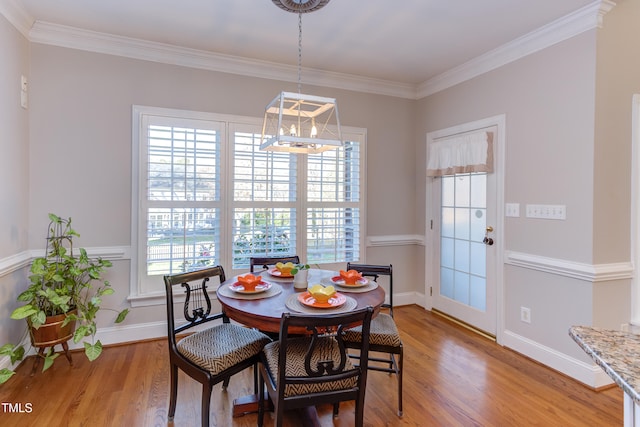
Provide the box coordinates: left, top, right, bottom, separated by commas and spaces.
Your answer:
131, 106, 365, 301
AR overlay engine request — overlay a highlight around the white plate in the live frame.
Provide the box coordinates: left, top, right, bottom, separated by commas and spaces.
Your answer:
267, 268, 294, 278
330, 276, 369, 288
229, 281, 272, 294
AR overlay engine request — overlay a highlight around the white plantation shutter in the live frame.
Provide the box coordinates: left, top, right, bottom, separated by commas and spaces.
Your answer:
142, 114, 222, 280
307, 141, 361, 263
231, 128, 297, 268
133, 106, 365, 298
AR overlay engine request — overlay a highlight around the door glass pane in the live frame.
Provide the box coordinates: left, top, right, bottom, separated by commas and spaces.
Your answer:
454, 239, 469, 272
454, 175, 470, 207
441, 267, 454, 299
442, 207, 455, 238
470, 275, 486, 311
470, 242, 486, 276
442, 176, 455, 206
470, 173, 486, 208
440, 173, 487, 311
470, 208, 486, 242
454, 271, 470, 305
441, 237, 454, 269
455, 208, 470, 239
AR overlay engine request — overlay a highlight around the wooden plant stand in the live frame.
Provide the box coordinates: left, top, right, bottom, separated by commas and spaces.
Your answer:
28, 311, 76, 375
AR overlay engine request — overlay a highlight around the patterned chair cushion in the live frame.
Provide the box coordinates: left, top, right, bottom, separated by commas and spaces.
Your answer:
343, 313, 402, 347
177, 323, 271, 376
262, 337, 358, 397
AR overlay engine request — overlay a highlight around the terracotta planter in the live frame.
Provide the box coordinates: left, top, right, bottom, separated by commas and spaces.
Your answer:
29, 310, 77, 347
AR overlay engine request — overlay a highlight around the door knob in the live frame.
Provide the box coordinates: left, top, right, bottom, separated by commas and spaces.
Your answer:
486, 226, 493, 233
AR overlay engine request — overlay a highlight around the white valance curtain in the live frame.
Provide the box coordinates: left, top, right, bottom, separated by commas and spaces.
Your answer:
426, 131, 494, 177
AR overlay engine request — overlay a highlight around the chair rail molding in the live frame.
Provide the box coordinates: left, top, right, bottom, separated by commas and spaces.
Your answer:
505, 250, 633, 282
0, 246, 131, 278
367, 234, 425, 247
0, 250, 31, 277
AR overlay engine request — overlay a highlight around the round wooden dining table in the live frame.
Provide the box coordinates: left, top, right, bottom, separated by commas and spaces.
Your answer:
216, 268, 386, 418
216, 268, 386, 335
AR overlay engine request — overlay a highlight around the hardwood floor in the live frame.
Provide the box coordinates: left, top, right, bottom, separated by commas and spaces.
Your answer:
0, 305, 622, 426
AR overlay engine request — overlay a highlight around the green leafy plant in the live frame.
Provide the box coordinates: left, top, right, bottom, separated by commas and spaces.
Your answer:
290, 263, 311, 275
0, 213, 129, 384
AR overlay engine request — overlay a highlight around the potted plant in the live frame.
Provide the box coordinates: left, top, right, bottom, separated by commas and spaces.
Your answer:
0, 213, 129, 384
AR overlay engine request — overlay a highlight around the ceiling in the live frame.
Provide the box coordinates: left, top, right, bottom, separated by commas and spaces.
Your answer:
15, 0, 597, 87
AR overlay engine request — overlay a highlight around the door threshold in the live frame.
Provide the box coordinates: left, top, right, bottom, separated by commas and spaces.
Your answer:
432, 308, 496, 341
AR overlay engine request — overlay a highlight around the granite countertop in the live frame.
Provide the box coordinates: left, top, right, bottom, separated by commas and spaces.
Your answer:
570, 325, 640, 403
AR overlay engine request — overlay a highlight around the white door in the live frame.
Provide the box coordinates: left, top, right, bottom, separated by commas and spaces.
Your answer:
427, 117, 503, 337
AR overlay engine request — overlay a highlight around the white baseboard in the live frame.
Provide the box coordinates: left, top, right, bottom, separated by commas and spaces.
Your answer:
394, 291, 426, 309
0, 320, 168, 372
501, 329, 613, 389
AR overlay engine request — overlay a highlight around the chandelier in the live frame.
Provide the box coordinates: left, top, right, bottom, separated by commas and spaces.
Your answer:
260, 0, 343, 154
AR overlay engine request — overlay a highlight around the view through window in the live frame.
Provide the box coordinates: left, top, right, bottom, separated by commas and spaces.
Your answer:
132, 106, 365, 296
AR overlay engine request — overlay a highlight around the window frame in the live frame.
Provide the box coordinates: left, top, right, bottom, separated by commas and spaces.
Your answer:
130, 105, 366, 306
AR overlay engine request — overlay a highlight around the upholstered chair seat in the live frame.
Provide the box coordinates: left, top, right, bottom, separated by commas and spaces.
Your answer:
177, 324, 271, 376
261, 336, 358, 397
344, 313, 402, 347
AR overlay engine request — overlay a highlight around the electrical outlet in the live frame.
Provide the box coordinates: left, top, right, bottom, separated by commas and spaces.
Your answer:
520, 307, 531, 324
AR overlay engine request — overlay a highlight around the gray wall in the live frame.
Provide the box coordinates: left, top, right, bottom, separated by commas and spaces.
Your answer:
0, 14, 30, 351
22, 43, 418, 328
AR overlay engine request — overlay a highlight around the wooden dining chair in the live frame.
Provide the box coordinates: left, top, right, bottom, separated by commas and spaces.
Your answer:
164, 266, 272, 427
257, 307, 374, 427
249, 255, 300, 272
342, 263, 403, 416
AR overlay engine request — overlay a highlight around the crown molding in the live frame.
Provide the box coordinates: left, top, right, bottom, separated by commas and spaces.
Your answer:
417, 0, 616, 98
28, 20, 417, 99
2, 0, 615, 100
0, 0, 33, 37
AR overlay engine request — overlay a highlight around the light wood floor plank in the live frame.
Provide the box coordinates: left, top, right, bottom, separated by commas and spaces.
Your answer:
0, 305, 622, 426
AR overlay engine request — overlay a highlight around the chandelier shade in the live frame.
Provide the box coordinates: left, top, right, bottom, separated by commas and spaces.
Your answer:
260, 91, 342, 154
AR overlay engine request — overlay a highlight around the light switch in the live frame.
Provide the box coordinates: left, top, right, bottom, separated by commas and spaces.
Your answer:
505, 203, 520, 217
20, 75, 28, 109
525, 204, 566, 220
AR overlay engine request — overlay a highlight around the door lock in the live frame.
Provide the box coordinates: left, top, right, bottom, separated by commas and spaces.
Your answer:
484, 225, 494, 245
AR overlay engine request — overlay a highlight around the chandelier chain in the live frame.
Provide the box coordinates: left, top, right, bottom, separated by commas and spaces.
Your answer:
297, 11, 302, 95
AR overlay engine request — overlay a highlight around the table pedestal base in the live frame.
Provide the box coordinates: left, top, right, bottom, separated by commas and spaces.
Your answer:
232, 393, 273, 417
232, 395, 321, 425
